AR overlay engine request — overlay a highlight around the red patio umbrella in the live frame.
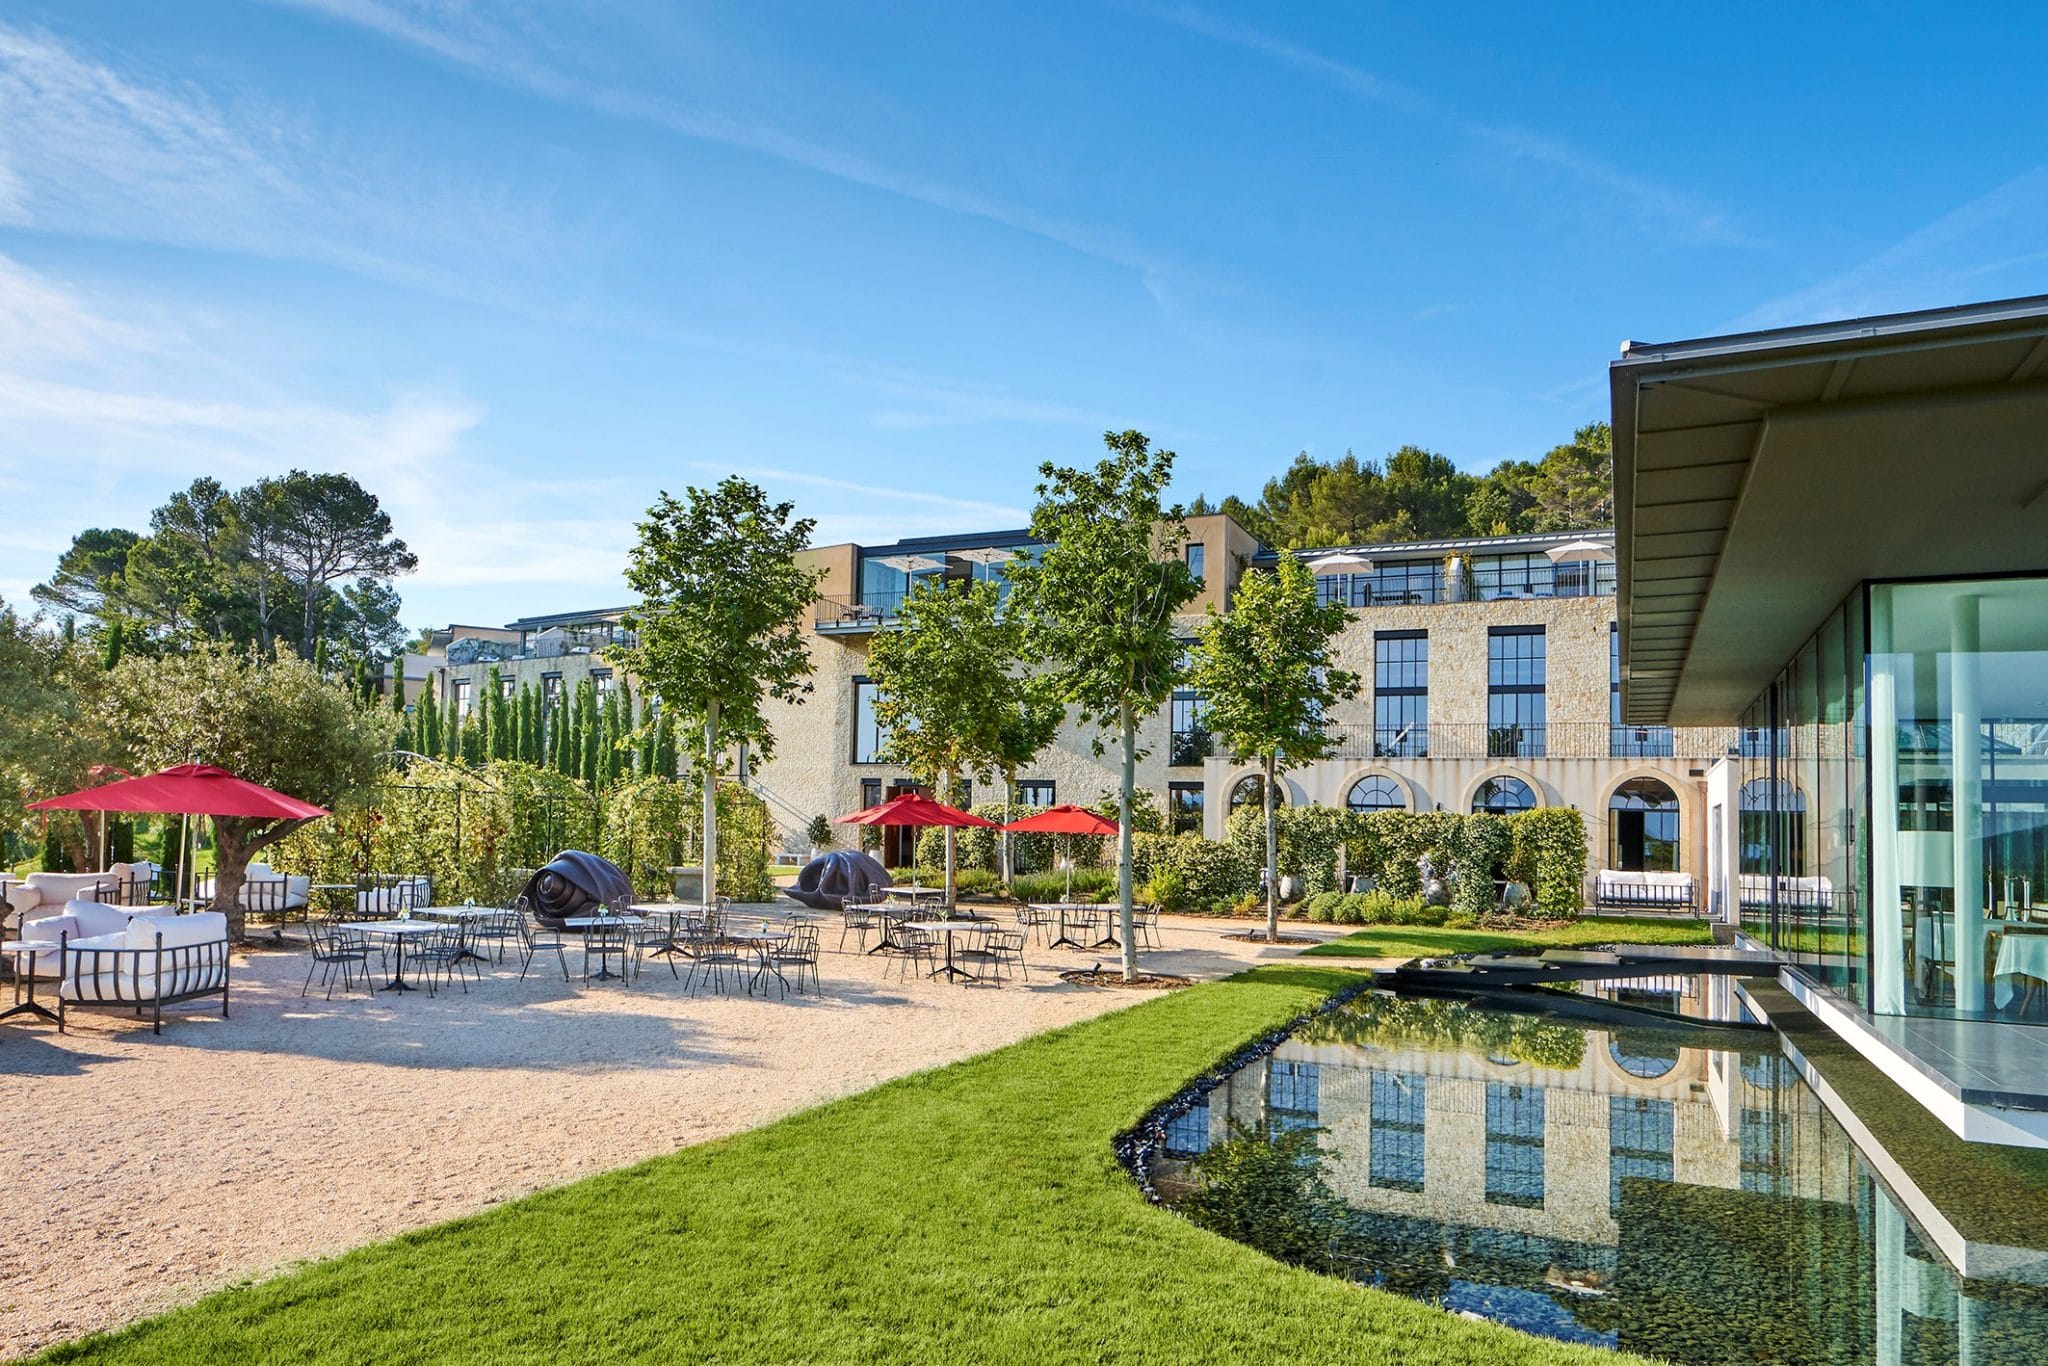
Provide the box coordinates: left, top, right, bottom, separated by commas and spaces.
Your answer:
1003, 804, 1119, 902
835, 792, 997, 905
30, 765, 329, 908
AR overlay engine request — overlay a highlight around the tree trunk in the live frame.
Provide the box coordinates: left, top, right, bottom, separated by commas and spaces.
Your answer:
702, 700, 720, 907
941, 769, 958, 909
1263, 754, 1280, 942
1000, 774, 1013, 892
210, 816, 315, 943
1118, 703, 1137, 982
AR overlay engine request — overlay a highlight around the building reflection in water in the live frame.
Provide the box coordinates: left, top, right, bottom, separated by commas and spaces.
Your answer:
1151, 983, 2048, 1364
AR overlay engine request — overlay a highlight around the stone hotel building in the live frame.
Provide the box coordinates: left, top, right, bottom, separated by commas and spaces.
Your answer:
417, 517, 1739, 898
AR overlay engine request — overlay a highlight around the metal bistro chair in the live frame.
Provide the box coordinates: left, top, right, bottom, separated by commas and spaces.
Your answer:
303, 920, 379, 1000
1012, 898, 1052, 947
976, 928, 1029, 985
766, 922, 822, 997
580, 916, 634, 986
469, 903, 522, 964
413, 920, 481, 996
516, 898, 570, 983
891, 925, 939, 982
633, 906, 685, 981
839, 897, 878, 953
1131, 902, 1163, 951
683, 920, 748, 997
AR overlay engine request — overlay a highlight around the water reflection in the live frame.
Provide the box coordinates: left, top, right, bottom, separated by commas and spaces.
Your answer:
1150, 989, 2048, 1364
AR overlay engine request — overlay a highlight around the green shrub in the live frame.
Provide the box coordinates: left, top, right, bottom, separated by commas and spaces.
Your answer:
1145, 834, 1259, 911
1449, 813, 1512, 919
1444, 909, 1478, 928
1301, 890, 1343, 923
1145, 868, 1191, 912
1509, 806, 1587, 920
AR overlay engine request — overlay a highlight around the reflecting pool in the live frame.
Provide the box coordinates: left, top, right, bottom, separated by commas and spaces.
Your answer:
1143, 987, 2048, 1364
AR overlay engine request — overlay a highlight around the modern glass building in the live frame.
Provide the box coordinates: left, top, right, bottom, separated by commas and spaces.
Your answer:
1612, 295, 2048, 1146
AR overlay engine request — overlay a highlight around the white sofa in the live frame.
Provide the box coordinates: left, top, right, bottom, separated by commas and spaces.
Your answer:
37, 908, 230, 1034
1594, 870, 1697, 912
194, 862, 311, 910
355, 876, 432, 917
5, 870, 124, 924
1737, 873, 1836, 913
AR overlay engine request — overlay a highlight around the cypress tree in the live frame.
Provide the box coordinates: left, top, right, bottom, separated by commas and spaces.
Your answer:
443, 691, 461, 762
419, 679, 441, 756
390, 663, 407, 715
103, 617, 125, 670
652, 711, 676, 778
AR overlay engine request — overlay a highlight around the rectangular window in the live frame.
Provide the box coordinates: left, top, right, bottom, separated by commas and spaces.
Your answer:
1610, 624, 1673, 757
1373, 631, 1428, 757
1268, 1060, 1320, 1135
1608, 1097, 1674, 1213
852, 678, 888, 764
542, 673, 563, 709
860, 778, 883, 810
1487, 627, 1546, 757
1015, 780, 1055, 807
500, 676, 517, 700
1163, 1099, 1210, 1157
1186, 542, 1205, 584
1169, 782, 1204, 836
591, 669, 614, 698
1369, 1071, 1426, 1193
1484, 1082, 1545, 1208
452, 678, 472, 716
1170, 690, 1209, 766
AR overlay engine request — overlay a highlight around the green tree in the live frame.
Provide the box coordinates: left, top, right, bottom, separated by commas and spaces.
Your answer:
232, 470, 418, 659
101, 643, 393, 940
617, 477, 823, 903
1008, 431, 1200, 980
1188, 553, 1360, 940
0, 598, 120, 869
33, 527, 141, 621
865, 577, 1054, 903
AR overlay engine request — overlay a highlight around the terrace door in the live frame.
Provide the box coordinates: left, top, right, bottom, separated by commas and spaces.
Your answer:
883, 782, 926, 869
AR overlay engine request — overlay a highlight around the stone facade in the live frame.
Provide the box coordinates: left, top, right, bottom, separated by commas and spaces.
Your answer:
419, 523, 1727, 896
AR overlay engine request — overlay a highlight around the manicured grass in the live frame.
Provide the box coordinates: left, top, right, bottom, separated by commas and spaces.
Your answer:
1302, 914, 1716, 961
40, 966, 1633, 1365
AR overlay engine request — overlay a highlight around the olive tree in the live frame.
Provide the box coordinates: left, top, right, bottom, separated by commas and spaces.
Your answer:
1188, 553, 1359, 941
617, 478, 822, 902
1008, 431, 1199, 980
101, 642, 393, 940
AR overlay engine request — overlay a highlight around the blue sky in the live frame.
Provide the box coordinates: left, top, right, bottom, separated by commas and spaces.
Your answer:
2, 3, 2044, 628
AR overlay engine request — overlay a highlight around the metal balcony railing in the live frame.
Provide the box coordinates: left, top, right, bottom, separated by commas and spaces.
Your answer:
1181, 721, 1740, 763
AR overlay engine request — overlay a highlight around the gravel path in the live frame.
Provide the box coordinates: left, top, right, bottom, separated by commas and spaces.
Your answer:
1, 910, 1337, 1358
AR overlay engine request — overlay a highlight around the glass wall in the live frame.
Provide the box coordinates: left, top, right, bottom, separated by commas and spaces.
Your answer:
1868, 576, 2048, 1020
1741, 575, 2048, 1019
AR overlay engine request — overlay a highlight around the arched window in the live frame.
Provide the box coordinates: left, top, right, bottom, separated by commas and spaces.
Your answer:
1229, 775, 1284, 813
1739, 778, 1806, 875
1346, 775, 1407, 813
1472, 776, 1536, 815
1608, 778, 1680, 872
1608, 1037, 1680, 1080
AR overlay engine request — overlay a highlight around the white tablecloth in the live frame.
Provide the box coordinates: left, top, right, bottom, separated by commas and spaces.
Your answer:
1994, 930, 2048, 1009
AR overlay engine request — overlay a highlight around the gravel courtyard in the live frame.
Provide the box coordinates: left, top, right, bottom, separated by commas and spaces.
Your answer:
1, 911, 1337, 1358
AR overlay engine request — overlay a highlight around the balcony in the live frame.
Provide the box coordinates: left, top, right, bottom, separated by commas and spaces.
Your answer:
1181, 721, 1736, 763
814, 592, 904, 635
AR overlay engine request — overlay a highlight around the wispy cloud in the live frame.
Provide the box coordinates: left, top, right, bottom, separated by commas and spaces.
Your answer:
688, 462, 1032, 540
1142, 5, 1756, 249
268, 0, 1190, 286
1733, 165, 2048, 330
0, 253, 632, 615
0, 21, 570, 300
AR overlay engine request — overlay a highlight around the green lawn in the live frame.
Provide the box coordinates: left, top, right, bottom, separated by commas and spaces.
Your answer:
41, 966, 1632, 1365
1302, 914, 1716, 961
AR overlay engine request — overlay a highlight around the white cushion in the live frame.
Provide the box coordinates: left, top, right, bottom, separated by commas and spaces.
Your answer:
124, 911, 227, 950
26, 871, 115, 906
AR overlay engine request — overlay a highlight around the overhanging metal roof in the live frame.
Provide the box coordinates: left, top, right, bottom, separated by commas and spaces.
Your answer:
1613, 294, 2048, 725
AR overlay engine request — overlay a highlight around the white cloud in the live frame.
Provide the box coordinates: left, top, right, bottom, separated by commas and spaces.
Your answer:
267, 0, 1188, 284
0, 252, 630, 621
1734, 165, 2048, 331
1143, 4, 1756, 248
0, 21, 567, 300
